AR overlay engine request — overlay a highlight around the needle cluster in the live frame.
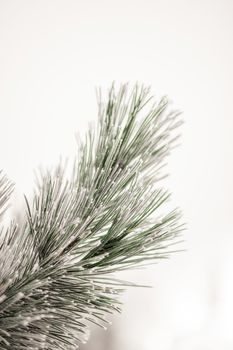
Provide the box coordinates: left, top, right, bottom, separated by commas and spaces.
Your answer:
0, 84, 183, 349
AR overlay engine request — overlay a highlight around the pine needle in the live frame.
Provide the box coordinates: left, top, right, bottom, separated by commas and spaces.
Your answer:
0, 83, 184, 349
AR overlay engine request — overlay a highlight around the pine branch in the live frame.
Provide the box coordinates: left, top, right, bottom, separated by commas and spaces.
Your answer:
0, 83, 184, 349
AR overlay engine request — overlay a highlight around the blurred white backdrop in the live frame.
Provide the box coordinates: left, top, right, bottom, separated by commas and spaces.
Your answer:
0, 0, 232, 349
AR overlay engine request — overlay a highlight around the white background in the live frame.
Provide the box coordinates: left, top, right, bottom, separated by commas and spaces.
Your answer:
0, 1, 232, 349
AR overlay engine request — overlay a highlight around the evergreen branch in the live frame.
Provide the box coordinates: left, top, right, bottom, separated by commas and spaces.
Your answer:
0, 83, 184, 349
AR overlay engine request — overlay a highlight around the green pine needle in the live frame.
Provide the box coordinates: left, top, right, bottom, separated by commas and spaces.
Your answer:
0, 83, 184, 349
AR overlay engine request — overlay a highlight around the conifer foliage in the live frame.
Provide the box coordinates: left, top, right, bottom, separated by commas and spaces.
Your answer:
0, 84, 183, 349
